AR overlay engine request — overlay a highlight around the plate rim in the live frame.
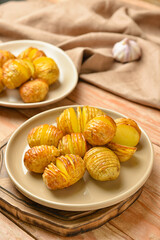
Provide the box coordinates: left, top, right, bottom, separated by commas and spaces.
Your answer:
0, 40, 78, 108
4, 105, 154, 211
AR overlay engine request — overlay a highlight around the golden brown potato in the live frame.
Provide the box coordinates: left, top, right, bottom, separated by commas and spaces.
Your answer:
2, 59, 34, 89
0, 49, 15, 67
19, 79, 49, 103
27, 124, 63, 148
107, 142, 137, 162
111, 118, 141, 147
84, 115, 116, 146
84, 147, 120, 181
43, 154, 85, 190
33, 57, 59, 85
24, 145, 60, 173
57, 106, 106, 134
58, 133, 88, 157
18, 47, 46, 61
0, 68, 4, 93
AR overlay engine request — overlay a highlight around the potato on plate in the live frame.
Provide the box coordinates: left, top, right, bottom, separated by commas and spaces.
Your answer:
107, 142, 137, 162
18, 47, 46, 62
19, 79, 49, 103
84, 147, 120, 181
58, 133, 89, 157
0, 49, 15, 67
84, 115, 116, 146
43, 154, 85, 190
24, 145, 60, 173
33, 56, 59, 85
27, 124, 63, 148
111, 118, 141, 147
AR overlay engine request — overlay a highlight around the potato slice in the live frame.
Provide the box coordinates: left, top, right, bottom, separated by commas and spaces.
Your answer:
112, 118, 141, 147
84, 115, 116, 146
84, 147, 120, 181
107, 142, 137, 162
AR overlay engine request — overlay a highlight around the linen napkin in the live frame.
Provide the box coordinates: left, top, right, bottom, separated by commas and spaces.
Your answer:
0, 0, 160, 109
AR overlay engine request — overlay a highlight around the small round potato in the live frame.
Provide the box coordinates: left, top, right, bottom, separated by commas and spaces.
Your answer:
19, 79, 49, 103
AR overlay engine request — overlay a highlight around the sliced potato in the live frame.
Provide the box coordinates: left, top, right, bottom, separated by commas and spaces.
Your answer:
84, 147, 120, 181
107, 142, 137, 162
112, 118, 141, 147
84, 115, 116, 146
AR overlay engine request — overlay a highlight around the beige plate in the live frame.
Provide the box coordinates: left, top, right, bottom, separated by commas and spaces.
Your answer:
5, 106, 154, 211
0, 40, 78, 108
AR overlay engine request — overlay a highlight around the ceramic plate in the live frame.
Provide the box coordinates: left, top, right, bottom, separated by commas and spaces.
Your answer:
5, 106, 154, 211
0, 40, 78, 108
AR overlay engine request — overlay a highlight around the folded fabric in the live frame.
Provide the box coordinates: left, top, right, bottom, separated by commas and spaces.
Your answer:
0, 0, 160, 109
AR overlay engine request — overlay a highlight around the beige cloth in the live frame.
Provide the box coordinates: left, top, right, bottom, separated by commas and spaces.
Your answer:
0, 0, 160, 109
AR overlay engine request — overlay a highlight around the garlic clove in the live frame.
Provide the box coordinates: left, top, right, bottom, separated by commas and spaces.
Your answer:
112, 38, 141, 63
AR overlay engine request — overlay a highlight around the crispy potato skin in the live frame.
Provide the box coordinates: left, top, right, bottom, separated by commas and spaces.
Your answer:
19, 79, 49, 103
43, 154, 85, 190
24, 145, 60, 173
2, 59, 34, 89
0, 50, 15, 67
0, 68, 4, 93
84, 115, 116, 146
84, 147, 120, 181
58, 133, 88, 157
18, 47, 46, 62
33, 57, 59, 85
27, 124, 63, 148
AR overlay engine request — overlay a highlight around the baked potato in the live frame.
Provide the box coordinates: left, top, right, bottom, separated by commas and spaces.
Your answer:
84, 115, 116, 146
0, 49, 15, 67
24, 145, 60, 173
19, 79, 49, 103
33, 57, 59, 85
27, 124, 63, 148
111, 118, 141, 147
18, 47, 46, 62
2, 59, 34, 89
43, 154, 85, 190
84, 147, 120, 181
58, 133, 89, 157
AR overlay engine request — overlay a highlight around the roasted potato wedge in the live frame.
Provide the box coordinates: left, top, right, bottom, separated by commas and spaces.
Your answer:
19, 79, 49, 103
43, 154, 85, 190
2, 59, 34, 89
33, 57, 59, 85
58, 133, 88, 157
112, 118, 141, 147
24, 145, 60, 173
84, 115, 116, 146
107, 142, 137, 162
27, 124, 63, 148
84, 147, 120, 181
18, 47, 46, 61
0, 49, 15, 67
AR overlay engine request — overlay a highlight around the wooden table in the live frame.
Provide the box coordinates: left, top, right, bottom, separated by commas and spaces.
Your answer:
0, 0, 160, 239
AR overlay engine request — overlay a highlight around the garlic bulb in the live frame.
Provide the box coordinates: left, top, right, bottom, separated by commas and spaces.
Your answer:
112, 38, 141, 63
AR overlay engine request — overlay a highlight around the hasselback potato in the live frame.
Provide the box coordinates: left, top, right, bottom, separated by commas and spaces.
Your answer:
19, 79, 49, 103
2, 59, 34, 89
27, 124, 63, 148
43, 154, 85, 190
18, 47, 46, 61
0, 49, 15, 67
84, 115, 116, 146
58, 133, 88, 157
24, 145, 60, 173
84, 147, 120, 181
33, 57, 59, 85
